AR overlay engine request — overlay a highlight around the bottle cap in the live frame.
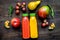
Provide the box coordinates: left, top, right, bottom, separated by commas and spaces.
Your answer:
22, 13, 28, 16
30, 13, 36, 16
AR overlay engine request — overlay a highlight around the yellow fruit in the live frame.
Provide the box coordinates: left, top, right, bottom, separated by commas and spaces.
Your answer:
51, 23, 55, 27
28, 1, 41, 10
49, 23, 55, 30
5, 20, 10, 28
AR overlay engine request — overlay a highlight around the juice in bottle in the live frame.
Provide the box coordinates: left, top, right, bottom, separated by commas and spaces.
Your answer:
30, 13, 38, 38
22, 13, 30, 39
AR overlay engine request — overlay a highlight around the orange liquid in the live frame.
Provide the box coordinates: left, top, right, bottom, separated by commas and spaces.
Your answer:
22, 17, 30, 39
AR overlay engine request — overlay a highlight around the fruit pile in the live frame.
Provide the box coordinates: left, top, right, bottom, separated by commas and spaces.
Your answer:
4, 0, 55, 39
15, 2, 26, 15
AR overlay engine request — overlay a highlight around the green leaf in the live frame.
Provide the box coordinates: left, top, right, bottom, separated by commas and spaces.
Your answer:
8, 5, 13, 16
51, 8, 55, 18
47, 5, 55, 19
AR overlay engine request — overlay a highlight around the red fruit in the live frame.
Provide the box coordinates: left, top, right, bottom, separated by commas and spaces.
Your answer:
15, 6, 20, 10
22, 2, 26, 6
38, 10, 47, 18
11, 18, 20, 28
45, 22, 49, 26
21, 5, 24, 8
43, 19, 47, 23
17, 2, 21, 7
41, 23, 46, 27
15, 10, 20, 14
38, 6, 50, 18
22, 7, 26, 12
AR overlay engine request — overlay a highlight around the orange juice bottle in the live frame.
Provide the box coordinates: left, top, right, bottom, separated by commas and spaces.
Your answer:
30, 13, 38, 38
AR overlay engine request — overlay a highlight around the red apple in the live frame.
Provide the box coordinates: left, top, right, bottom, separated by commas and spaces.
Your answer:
11, 18, 20, 28
38, 6, 50, 18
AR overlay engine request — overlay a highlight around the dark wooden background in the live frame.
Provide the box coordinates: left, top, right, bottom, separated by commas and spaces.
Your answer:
0, 0, 60, 40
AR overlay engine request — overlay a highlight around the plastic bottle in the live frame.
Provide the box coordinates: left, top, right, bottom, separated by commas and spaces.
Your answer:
30, 13, 38, 38
22, 13, 30, 39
